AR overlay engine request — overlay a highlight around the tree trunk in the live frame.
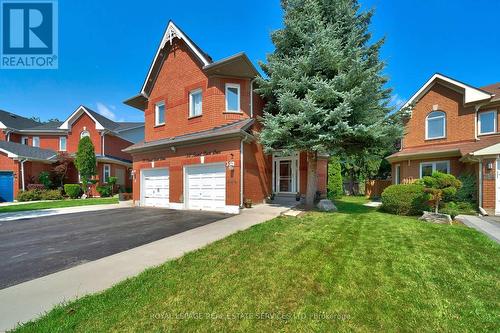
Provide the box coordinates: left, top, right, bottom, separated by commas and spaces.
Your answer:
306, 151, 318, 208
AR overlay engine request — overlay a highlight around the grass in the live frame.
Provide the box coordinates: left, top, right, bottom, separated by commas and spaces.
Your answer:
0, 197, 119, 213
12, 197, 500, 332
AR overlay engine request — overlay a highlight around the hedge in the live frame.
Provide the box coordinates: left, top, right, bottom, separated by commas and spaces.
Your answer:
381, 184, 430, 216
64, 184, 82, 199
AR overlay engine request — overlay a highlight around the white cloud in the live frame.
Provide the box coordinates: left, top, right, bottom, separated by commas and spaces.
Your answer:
96, 102, 124, 122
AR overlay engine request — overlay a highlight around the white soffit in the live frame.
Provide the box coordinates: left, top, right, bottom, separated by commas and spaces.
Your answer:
59, 106, 105, 131
401, 73, 493, 111
472, 142, 500, 156
0, 121, 6, 129
140, 21, 211, 95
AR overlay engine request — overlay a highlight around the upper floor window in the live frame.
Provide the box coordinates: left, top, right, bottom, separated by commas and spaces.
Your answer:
103, 164, 111, 183
420, 160, 450, 178
189, 89, 203, 117
155, 101, 165, 126
478, 110, 496, 135
425, 111, 446, 140
80, 130, 90, 139
32, 136, 40, 147
59, 136, 67, 151
225, 83, 240, 112
21, 136, 28, 145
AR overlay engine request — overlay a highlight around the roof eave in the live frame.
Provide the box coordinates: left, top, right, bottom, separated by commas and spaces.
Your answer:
386, 149, 461, 163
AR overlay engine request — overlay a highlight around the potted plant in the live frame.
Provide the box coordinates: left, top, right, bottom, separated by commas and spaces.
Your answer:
244, 198, 252, 208
296, 192, 301, 201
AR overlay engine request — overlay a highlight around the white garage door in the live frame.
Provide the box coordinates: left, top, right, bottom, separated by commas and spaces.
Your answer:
185, 164, 226, 211
141, 168, 169, 208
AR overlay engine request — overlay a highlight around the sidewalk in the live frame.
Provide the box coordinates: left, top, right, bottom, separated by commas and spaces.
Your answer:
0, 202, 294, 331
455, 214, 500, 244
0, 201, 131, 222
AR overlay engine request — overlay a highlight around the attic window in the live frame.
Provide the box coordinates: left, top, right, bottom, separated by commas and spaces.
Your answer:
80, 130, 90, 139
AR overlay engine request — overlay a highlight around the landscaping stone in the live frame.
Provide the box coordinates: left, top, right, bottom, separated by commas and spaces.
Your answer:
316, 199, 337, 212
419, 211, 452, 224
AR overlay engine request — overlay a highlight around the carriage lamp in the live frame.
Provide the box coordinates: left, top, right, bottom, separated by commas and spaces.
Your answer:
487, 162, 494, 170
226, 160, 235, 171
130, 170, 136, 180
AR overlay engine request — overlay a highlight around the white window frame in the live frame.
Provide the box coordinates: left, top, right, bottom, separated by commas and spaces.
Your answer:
32, 136, 40, 147
225, 83, 241, 112
189, 88, 203, 118
103, 164, 111, 183
478, 110, 497, 135
419, 160, 450, 178
59, 136, 67, 151
155, 101, 165, 126
21, 136, 28, 145
425, 111, 446, 140
80, 130, 90, 139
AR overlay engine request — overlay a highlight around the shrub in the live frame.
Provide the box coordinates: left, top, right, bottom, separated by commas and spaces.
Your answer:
381, 184, 430, 215
456, 173, 477, 203
327, 157, 343, 199
27, 183, 45, 191
17, 190, 43, 202
64, 184, 82, 199
96, 185, 112, 197
440, 201, 477, 218
38, 171, 52, 189
415, 172, 462, 213
40, 189, 63, 200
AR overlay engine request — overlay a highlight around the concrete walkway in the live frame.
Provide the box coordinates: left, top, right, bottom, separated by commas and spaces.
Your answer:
0, 201, 131, 222
0, 202, 294, 331
456, 214, 500, 244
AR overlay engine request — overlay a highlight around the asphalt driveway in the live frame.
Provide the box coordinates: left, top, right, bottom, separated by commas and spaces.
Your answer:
0, 208, 230, 289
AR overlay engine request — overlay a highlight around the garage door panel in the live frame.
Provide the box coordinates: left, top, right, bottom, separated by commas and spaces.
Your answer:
141, 169, 169, 208
186, 164, 226, 212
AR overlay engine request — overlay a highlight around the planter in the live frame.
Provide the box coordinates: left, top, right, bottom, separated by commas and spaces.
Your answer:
244, 199, 252, 208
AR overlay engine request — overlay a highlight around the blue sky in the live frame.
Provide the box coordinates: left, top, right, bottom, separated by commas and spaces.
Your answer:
0, 0, 499, 122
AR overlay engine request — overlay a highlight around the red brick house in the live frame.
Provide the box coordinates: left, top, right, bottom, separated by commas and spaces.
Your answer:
0, 106, 143, 201
124, 21, 327, 213
387, 73, 500, 215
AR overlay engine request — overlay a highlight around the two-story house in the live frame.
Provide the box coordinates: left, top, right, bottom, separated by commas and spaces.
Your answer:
123, 21, 328, 213
0, 106, 144, 201
387, 73, 500, 215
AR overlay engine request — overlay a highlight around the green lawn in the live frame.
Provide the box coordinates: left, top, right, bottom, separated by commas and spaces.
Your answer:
0, 198, 118, 213
13, 197, 500, 332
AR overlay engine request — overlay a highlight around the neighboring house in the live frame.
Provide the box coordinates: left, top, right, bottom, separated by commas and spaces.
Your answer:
124, 21, 328, 213
387, 73, 500, 215
0, 106, 144, 202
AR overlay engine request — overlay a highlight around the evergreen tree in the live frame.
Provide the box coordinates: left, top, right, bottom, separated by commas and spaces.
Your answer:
256, 0, 402, 206
327, 157, 343, 199
75, 137, 97, 194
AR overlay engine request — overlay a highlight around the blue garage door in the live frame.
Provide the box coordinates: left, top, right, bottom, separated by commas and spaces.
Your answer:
0, 172, 14, 202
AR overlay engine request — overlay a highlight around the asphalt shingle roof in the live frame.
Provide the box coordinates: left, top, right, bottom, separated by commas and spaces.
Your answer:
0, 141, 56, 160
0, 110, 41, 130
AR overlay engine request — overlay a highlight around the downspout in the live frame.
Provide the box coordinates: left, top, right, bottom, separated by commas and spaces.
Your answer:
478, 159, 483, 210
20, 159, 27, 191
250, 78, 256, 118
6, 130, 11, 142
474, 103, 487, 140
240, 138, 244, 208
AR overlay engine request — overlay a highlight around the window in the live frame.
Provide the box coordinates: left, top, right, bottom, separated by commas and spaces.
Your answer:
21, 136, 28, 145
155, 101, 165, 126
478, 110, 496, 135
80, 130, 90, 139
420, 161, 450, 178
59, 137, 67, 151
425, 111, 446, 139
103, 164, 111, 183
32, 137, 40, 147
225, 83, 240, 112
189, 89, 203, 117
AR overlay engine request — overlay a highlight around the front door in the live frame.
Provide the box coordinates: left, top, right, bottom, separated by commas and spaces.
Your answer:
496, 159, 500, 215
278, 160, 293, 192
273, 153, 299, 194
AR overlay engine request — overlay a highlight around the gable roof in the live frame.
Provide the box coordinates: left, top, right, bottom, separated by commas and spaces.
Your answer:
480, 82, 500, 102
0, 140, 56, 161
401, 73, 494, 111
0, 109, 41, 130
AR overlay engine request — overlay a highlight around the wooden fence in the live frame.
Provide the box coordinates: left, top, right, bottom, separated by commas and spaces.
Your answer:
365, 179, 392, 198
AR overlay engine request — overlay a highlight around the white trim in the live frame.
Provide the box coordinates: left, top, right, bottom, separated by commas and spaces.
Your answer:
59, 106, 105, 131
140, 167, 170, 208
225, 83, 241, 112
0, 148, 18, 158
479, 160, 483, 208
103, 164, 111, 183
425, 111, 446, 140
272, 152, 300, 194
21, 136, 28, 145
401, 73, 493, 112
478, 110, 497, 135
496, 159, 500, 215
189, 88, 203, 117
155, 101, 165, 126
59, 136, 67, 151
140, 21, 210, 95
80, 130, 90, 139
240, 139, 244, 207
472, 142, 500, 156
0, 121, 6, 129
419, 160, 451, 178
32, 136, 40, 147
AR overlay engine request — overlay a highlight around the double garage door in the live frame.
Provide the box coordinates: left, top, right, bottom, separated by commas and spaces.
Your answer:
141, 164, 226, 211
